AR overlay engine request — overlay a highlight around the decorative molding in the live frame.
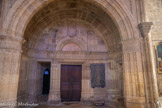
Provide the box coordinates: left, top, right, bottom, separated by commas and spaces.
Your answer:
3, 0, 139, 42
0, 35, 23, 51
0, 34, 23, 42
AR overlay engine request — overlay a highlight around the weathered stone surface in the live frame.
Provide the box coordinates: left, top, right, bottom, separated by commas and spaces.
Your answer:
0, 0, 161, 108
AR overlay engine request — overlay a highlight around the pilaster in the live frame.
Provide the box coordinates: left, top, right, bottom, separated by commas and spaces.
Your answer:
81, 62, 92, 101
0, 35, 22, 108
48, 61, 61, 103
121, 37, 146, 108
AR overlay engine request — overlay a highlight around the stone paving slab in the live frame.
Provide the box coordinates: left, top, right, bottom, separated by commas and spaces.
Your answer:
35, 103, 111, 108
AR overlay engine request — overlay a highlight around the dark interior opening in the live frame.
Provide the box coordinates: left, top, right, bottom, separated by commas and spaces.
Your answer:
39, 62, 51, 95
42, 68, 50, 94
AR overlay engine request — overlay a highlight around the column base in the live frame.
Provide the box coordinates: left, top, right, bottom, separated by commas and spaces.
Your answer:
26, 93, 37, 103
48, 91, 61, 103
125, 102, 145, 108
125, 97, 145, 108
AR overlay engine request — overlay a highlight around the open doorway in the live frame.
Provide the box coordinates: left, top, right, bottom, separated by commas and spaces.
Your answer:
42, 68, 50, 94
37, 62, 51, 95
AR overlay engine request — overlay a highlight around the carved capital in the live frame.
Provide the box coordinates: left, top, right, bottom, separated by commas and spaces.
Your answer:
138, 22, 153, 38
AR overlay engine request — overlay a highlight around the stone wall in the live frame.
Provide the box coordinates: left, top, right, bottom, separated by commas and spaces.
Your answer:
17, 55, 29, 102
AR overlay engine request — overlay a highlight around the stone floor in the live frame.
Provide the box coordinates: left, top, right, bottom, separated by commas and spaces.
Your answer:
35, 103, 111, 108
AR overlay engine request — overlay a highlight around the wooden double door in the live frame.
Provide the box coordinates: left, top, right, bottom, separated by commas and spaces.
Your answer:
61, 65, 82, 102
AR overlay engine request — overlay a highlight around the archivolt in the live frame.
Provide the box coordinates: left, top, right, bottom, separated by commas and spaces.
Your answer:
1, 0, 139, 41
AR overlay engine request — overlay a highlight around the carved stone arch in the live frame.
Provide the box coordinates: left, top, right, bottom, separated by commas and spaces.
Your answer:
56, 37, 87, 51
1, 0, 140, 41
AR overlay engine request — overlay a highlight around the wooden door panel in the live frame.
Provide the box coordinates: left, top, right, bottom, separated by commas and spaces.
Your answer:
61, 65, 71, 101
61, 65, 82, 102
71, 65, 81, 101
72, 91, 81, 101
72, 82, 81, 90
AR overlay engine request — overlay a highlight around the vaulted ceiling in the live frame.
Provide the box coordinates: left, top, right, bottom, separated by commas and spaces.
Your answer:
23, 0, 121, 52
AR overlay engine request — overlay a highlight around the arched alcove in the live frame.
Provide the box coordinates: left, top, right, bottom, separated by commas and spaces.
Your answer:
16, 0, 124, 106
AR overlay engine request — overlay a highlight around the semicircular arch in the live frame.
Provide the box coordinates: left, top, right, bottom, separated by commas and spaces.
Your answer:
1, 0, 140, 42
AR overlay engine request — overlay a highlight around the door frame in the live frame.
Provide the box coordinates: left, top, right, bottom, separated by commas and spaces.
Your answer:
37, 60, 52, 96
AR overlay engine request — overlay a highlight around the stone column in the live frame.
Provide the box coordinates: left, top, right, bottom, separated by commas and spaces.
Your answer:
48, 61, 61, 103
81, 62, 93, 102
0, 35, 22, 108
122, 39, 146, 108
139, 22, 159, 108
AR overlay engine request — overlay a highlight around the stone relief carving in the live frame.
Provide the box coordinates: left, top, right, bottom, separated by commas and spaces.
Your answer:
67, 21, 77, 37
33, 20, 107, 53
37, 31, 57, 51
48, 28, 58, 39
87, 30, 107, 52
